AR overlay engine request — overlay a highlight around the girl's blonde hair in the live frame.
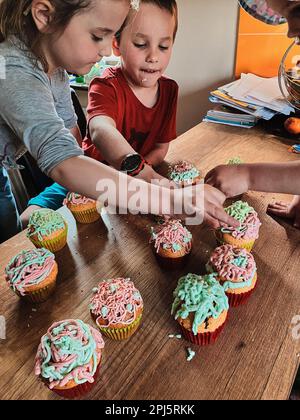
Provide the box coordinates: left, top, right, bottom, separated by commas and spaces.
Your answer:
0, 0, 140, 72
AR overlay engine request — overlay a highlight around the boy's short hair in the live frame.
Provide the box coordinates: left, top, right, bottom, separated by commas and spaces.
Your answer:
115, 0, 178, 44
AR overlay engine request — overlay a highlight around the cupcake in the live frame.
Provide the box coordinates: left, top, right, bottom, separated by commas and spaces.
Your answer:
63, 192, 102, 224
215, 201, 261, 251
27, 209, 68, 252
168, 160, 202, 187
171, 273, 229, 346
35, 319, 104, 399
90, 278, 143, 340
149, 219, 192, 270
5, 248, 58, 303
206, 244, 258, 307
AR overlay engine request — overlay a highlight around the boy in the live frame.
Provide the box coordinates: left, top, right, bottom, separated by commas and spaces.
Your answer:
21, 0, 179, 225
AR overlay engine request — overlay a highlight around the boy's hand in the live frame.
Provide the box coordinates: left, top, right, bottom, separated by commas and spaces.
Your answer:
267, 195, 300, 228
205, 164, 250, 198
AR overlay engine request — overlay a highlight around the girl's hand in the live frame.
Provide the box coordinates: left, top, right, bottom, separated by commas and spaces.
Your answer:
205, 164, 250, 198
267, 195, 300, 228
173, 184, 239, 229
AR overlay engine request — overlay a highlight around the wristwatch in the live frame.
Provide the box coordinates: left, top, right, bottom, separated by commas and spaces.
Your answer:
120, 153, 146, 176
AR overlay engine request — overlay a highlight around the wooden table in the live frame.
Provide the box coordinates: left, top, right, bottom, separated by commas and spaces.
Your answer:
1, 123, 300, 400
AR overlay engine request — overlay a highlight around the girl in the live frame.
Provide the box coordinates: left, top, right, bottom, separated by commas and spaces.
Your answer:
0, 0, 236, 242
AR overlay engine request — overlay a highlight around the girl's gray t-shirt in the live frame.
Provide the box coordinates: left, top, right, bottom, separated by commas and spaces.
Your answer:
0, 37, 83, 175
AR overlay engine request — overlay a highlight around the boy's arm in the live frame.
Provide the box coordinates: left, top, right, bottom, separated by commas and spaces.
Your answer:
144, 143, 170, 167
205, 162, 300, 197
89, 115, 169, 184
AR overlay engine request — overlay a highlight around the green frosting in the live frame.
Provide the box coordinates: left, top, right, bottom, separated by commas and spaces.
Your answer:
169, 167, 200, 183
39, 320, 98, 385
224, 201, 254, 223
27, 209, 67, 241
171, 273, 229, 335
227, 157, 243, 165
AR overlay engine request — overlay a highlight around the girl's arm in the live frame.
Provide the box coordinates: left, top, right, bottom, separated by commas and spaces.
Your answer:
50, 155, 239, 228
205, 162, 300, 197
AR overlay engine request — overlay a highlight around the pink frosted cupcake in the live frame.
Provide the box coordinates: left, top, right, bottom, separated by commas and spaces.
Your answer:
168, 160, 202, 187
206, 244, 258, 307
5, 248, 58, 303
63, 192, 102, 224
35, 319, 104, 399
90, 278, 143, 340
149, 219, 192, 269
216, 201, 261, 252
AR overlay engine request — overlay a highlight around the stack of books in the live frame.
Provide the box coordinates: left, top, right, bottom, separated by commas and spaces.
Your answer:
204, 73, 294, 128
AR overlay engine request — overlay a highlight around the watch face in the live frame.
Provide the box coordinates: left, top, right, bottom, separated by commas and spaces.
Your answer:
121, 154, 142, 172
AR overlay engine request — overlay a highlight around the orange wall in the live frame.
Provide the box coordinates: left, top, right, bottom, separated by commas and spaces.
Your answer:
236, 8, 292, 78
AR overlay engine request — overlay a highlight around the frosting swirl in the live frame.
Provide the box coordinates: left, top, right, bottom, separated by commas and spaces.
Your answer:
171, 273, 229, 335
27, 209, 66, 241
5, 248, 56, 295
206, 245, 256, 291
35, 319, 104, 389
63, 192, 96, 206
220, 201, 261, 240
168, 160, 200, 184
150, 219, 192, 253
90, 278, 143, 327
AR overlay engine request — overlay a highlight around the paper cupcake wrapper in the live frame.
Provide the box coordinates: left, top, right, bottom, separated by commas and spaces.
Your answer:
97, 314, 142, 340
72, 208, 101, 224
153, 248, 191, 271
30, 225, 68, 253
226, 277, 258, 308
215, 231, 255, 252
15, 279, 57, 303
50, 361, 101, 399
180, 319, 227, 346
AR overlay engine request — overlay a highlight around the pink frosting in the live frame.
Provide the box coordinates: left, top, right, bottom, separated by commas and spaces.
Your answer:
90, 278, 143, 327
5, 249, 56, 295
222, 212, 261, 240
150, 219, 192, 254
34, 319, 104, 389
207, 245, 256, 283
63, 192, 96, 206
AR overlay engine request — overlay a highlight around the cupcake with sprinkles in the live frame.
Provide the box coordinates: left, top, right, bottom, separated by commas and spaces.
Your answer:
171, 273, 229, 346
35, 319, 104, 399
168, 160, 202, 187
90, 278, 143, 340
206, 245, 258, 307
5, 248, 58, 303
63, 192, 102, 224
215, 200, 261, 252
27, 208, 68, 252
150, 219, 192, 269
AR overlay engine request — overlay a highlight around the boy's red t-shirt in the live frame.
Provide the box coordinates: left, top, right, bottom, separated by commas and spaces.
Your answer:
82, 67, 178, 162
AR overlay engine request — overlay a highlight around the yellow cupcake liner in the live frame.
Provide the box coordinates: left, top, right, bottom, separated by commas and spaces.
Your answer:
15, 279, 57, 303
30, 225, 68, 253
71, 208, 101, 224
215, 231, 255, 252
97, 314, 142, 340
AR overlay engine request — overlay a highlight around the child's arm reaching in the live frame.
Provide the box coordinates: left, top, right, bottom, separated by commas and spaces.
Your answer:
49, 155, 239, 229
89, 115, 170, 184
144, 143, 170, 167
205, 162, 300, 197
